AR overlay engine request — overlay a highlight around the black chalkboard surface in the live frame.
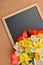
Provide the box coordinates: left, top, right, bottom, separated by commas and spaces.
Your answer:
2, 4, 43, 48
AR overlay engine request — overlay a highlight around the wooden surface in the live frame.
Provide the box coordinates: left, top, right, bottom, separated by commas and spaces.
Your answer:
0, 0, 43, 65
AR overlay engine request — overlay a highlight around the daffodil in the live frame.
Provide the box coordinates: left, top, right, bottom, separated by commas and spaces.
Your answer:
34, 42, 43, 50
22, 62, 26, 65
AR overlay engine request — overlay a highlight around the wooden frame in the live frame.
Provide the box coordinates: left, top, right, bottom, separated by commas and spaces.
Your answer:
2, 4, 43, 48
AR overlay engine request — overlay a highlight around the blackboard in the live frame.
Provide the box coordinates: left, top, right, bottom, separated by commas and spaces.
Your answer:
2, 4, 43, 48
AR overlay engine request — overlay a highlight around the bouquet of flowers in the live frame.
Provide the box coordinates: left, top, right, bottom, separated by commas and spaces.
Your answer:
11, 28, 43, 65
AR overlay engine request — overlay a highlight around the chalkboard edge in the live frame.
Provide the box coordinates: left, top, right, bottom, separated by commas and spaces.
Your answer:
2, 4, 43, 48
36, 4, 43, 20
2, 17, 15, 48
2, 4, 43, 20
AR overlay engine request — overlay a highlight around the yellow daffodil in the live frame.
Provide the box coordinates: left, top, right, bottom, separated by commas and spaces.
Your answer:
35, 52, 40, 60
23, 39, 29, 47
28, 38, 33, 45
22, 62, 26, 65
25, 47, 31, 53
37, 33, 43, 38
24, 53, 31, 60
15, 33, 43, 65
34, 42, 43, 50
18, 41, 23, 47
20, 53, 31, 62
29, 62, 33, 65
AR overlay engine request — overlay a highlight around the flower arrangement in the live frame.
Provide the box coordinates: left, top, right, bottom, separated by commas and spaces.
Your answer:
11, 28, 43, 65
